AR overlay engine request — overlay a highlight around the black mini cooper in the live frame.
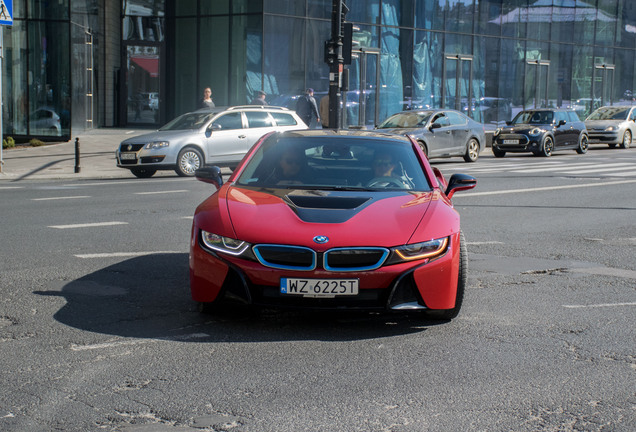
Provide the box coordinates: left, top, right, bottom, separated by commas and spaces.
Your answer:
492, 109, 588, 157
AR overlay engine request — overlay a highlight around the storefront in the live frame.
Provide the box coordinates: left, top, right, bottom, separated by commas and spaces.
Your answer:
2, 0, 636, 141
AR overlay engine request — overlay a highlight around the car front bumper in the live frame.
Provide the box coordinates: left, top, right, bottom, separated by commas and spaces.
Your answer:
189, 230, 461, 312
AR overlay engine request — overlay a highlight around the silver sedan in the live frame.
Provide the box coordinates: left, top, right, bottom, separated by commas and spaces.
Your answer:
585, 106, 635, 149
376, 109, 486, 162
116, 106, 307, 178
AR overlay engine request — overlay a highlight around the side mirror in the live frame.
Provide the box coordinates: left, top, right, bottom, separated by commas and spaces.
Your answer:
444, 173, 476, 199
195, 166, 224, 189
429, 122, 442, 130
558, 119, 567, 126
505, 121, 512, 126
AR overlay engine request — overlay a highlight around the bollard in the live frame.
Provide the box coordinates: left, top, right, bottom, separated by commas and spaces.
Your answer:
74, 137, 81, 173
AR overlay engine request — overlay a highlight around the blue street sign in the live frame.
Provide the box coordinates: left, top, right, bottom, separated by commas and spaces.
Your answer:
0, 0, 12, 26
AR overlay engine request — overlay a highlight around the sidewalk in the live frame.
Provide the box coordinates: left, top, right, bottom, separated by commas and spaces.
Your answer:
0, 127, 171, 182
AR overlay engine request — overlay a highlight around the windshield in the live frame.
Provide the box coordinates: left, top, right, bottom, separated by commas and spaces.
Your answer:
512, 110, 554, 125
236, 135, 431, 192
377, 111, 433, 128
586, 107, 630, 121
159, 112, 217, 131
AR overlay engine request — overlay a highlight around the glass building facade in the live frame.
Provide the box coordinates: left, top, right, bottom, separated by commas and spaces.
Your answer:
2, 0, 636, 141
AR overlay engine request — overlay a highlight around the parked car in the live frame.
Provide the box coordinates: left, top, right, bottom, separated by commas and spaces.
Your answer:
375, 109, 486, 162
190, 129, 476, 320
584, 105, 635, 149
492, 109, 588, 157
116, 105, 308, 178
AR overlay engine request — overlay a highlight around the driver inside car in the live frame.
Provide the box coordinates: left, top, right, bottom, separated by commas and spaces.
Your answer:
366, 151, 413, 189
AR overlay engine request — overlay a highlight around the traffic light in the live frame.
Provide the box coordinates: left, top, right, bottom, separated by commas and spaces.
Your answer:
343, 22, 353, 65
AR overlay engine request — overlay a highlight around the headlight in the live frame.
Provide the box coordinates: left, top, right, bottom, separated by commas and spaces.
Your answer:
145, 141, 169, 149
529, 128, 542, 136
604, 126, 616, 132
493, 128, 501, 137
388, 237, 449, 263
200, 230, 250, 255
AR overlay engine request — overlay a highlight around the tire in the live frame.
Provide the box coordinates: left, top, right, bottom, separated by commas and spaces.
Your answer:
463, 138, 480, 162
539, 135, 554, 157
175, 147, 203, 177
576, 134, 589, 154
130, 168, 157, 178
620, 130, 631, 149
492, 146, 506, 158
423, 231, 466, 321
419, 141, 429, 158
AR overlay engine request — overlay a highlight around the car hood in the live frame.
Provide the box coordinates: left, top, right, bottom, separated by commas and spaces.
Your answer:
121, 129, 201, 144
206, 185, 441, 249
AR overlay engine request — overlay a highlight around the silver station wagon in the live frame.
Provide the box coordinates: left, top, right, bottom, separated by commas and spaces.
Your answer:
116, 106, 308, 178
585, 105, 635, 149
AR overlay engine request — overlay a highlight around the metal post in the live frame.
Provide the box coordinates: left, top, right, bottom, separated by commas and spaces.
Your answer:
327, 0, 347, 129
74, 137, 81, 173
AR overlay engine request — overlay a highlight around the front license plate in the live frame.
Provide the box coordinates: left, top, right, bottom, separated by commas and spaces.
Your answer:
503, 139, 519, 144
120, 152, 137, 160
280, 278, 359, 298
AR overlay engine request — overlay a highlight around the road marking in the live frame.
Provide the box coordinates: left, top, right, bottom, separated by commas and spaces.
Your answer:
32, 195, 91, 201
0, 186, 23, 190
70, 333, 210, 351
455, 179, 636, 197
561, 163, 635, 174
75, 251, 183, 258
135, 189, 188, 195
509, 162, 609, 173
49, 221, 128, 229
466, 241, 504, 245
563, 302, 636, 309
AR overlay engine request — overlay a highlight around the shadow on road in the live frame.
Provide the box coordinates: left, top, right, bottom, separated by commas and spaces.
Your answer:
35, 253, 439, 343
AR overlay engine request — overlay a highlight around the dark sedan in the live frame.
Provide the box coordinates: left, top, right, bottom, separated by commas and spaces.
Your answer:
376, 109, 486, 162
492, 109, 588, 157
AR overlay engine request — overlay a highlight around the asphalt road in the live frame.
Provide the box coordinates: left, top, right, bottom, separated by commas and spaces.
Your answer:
1, 147, 635, 432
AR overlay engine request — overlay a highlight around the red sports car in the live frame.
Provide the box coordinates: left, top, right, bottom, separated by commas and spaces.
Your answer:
190, 129, 476, 320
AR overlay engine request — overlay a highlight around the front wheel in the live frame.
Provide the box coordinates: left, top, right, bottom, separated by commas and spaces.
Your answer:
620, 130, 631, 149
130, 168, 157, 178
539, 136, 554, 157
423, 231, 466, 321
419, 141, 429, 158
576, 134, 589, 154
463, 138, 480, 162
175, 147, 203, 177
492, 146, 506, 158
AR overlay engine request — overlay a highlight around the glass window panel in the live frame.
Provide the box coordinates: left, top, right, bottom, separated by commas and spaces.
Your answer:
382, 0, 414, 27
235, 15, 263, 105
551, 1, 574, 43
305, 18, 330, 93
595, 0, 618, 46
200, 16, 230, 106
27, 21, 70, 137
245, 111, 274, 128
413, 31, 443, 110
201, 0, 229, 15
548, 43, 573, 110
232, 0, 262, 14
574, 1, 598, 45
126, 45, 160, 124
445, 0, 475, 34
500, 38, 526, 120
615, 49, 635, 104
173, 18, 197, 115
175, 0, 197, 16
308, 0, 331, 19
500, 0, 526, 38
476, 0, 502, 36
263, 15, 305, 107
2, 23, 28, 136
28, 0, 69, 19
123, 0, 165, 16
380, 26, 411, 121
264, 0, 305, 16
353, 24, 379, 49
347, 0, 380, 24
571, 45, 594, 118
123, 16, 165, 41
415, 0, 444, 30
213, 112, 243, 130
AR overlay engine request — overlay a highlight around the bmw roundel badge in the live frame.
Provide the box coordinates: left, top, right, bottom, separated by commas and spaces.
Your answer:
313, 235, 329, 244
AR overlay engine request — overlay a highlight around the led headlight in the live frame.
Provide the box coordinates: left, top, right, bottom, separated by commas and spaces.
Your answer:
145, 141, 169, 149
604, 126, 616, 132
493, 128, 501, 137
529, 128, 542, 136
387, 237, 449, 264
200, 230, 250, 255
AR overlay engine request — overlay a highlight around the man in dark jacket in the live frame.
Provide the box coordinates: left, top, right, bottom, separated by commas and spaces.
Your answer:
295, 88, 320, 127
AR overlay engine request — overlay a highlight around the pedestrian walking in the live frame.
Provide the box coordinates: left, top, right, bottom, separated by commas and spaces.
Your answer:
295, 88, 320, 128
